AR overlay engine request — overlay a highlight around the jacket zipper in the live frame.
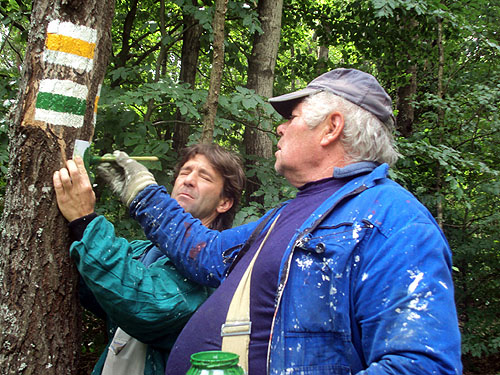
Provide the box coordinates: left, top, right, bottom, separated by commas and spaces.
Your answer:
265, 184, 368, 374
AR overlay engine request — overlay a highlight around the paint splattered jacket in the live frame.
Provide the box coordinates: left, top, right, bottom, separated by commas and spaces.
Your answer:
131, 163, 462, 375
70, 218, 210, 375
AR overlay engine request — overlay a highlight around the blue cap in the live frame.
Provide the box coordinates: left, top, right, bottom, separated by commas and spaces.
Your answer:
269, 68, 395, 129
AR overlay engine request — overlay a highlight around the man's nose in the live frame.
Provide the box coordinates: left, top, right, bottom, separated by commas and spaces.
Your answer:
183, 171, 197, 186
276, 122, 287, 136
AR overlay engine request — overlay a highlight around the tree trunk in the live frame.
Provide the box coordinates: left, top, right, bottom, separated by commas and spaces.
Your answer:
435, 16, 445, 229
396, 16, 419, 138
173, 0, 203, 152
316, 45, 329, 74
0, 0, 115, 373
396, 63, 417, 137
200, 0, 228, 144
145, 0, 167, 122
111, 0, 138, 87
244, 0, 283, 202
315, 25, 330, 75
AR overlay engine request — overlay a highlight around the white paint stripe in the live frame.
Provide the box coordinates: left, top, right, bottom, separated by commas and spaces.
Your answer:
34, 108, 84, 128
43, 49, 94, 72
39, 79, 88, 100
47, 20, 97, 44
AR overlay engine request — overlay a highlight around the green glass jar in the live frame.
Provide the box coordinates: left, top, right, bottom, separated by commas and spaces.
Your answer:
186, 351, 244, 375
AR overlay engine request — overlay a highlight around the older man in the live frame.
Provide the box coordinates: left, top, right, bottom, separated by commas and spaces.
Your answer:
84, 69, 462, 374
53, 143, 245, 375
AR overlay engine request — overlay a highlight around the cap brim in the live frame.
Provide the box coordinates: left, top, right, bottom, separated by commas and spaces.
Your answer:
269, 88, 321, 118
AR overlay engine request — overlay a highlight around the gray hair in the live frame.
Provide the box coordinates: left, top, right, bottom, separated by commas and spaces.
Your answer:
302, 91, 400, 166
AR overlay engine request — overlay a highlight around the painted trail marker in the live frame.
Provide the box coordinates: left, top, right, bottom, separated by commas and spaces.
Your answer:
34, 79, 88, 128
43, 20, 97, 72
33, 20, 100, 127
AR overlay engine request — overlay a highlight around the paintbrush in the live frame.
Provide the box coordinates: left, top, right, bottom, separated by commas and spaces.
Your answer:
73, 140, 159, 168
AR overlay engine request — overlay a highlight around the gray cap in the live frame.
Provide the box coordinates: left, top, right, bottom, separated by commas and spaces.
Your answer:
269, 68, 395, 129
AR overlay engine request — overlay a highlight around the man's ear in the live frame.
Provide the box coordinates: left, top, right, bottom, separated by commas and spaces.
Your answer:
216, 197, 234, 214
320, 111, 344, 146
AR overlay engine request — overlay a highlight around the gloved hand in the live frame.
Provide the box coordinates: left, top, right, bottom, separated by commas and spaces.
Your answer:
96, 153, 126, 197
97, 151, 157, 206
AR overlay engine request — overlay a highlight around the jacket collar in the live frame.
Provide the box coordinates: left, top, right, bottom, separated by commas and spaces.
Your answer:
333, 161, 380, 179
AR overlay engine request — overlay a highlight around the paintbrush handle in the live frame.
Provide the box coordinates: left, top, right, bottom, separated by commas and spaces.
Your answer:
94, 156, 159, 162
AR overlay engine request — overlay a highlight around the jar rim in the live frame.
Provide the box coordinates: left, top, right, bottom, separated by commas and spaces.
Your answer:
190, 351, 240, 368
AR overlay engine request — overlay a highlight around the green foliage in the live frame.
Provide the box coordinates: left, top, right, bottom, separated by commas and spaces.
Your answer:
1, 0, 500, 371
234, 153, 296, 226
0, 9, 28, 213
393, 58, 500, 364
454, 236, 500, 358
372, 0, 433, 18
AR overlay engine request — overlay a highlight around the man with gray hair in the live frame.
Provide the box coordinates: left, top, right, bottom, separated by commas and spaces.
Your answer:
92, 68, 462, 374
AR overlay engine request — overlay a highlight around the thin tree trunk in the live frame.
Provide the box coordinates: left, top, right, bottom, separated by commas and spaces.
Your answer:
396, 63, 417, 137
111, 0, 138, 87
173, 0, 203, 152
244, 0, 283, 202
200, 0, 228, 144
145, 0, 167, 122
396, 17, 418, 138
0, 0, 115, 373
317, 45, 329, 74
315, 25, 330, 75
436, 17, 445, 229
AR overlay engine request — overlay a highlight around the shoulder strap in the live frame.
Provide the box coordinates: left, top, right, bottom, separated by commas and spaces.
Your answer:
221, 214, 280, 374
102, 328, 147, 375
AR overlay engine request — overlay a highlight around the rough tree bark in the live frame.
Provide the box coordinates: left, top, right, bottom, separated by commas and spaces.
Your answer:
0, 0, 115, 373
244, 0, 283, 202
200, 0, 228, 144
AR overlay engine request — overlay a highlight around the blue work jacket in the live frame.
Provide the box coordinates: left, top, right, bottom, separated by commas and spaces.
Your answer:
131, 164, 462, 375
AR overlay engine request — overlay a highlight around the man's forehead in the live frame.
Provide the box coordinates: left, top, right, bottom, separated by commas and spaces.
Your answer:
182, 154, 219, 175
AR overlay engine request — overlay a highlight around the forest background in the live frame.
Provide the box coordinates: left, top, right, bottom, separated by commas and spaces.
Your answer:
0, 0, 498, 373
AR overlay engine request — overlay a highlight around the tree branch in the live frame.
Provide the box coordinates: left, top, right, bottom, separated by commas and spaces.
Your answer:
0, 8, 25, 33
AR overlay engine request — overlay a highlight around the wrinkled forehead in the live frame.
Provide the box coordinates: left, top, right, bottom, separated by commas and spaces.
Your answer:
182, 153, 214, 170
181, 153, 225, 180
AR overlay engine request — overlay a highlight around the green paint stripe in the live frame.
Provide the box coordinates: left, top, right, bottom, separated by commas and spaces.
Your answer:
36, 92, 86, 116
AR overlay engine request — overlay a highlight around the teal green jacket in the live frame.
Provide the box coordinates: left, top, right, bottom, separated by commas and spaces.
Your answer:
70, 216, 210, 375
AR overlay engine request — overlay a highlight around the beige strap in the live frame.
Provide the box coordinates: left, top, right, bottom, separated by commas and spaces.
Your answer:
221, 214, 280, 374
102, 327, 147, 375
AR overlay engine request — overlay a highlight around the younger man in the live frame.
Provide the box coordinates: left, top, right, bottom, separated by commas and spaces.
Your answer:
53, 143, 245, 375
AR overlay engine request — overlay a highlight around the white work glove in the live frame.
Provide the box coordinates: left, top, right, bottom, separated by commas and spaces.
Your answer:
97, 150, 157, 206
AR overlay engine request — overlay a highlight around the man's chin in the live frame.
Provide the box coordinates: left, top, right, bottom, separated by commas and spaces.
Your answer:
274, 162, 283, 176
175, 196, 194, 210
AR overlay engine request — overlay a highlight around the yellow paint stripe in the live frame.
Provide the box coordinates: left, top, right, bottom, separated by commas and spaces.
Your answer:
94, 95, 99, 114
46, 33, 96, 59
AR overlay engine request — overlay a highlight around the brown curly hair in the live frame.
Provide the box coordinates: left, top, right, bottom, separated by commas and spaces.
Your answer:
174, 143, 246, 231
